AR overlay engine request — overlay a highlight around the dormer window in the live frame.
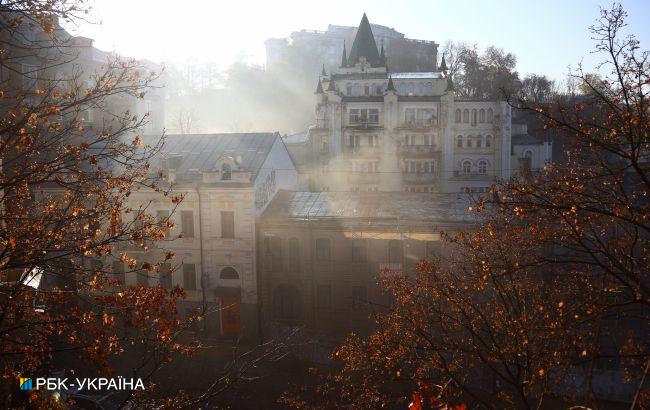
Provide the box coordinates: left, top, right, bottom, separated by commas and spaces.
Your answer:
221, 163, 232, 180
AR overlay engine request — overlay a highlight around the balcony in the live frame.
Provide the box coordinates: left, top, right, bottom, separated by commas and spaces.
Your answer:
343, 145, 383, 156
401, 119, 436, 129
402, 172, 438, 185
397, 145, 438, 157
347, 172, 380, 184
453, 170, 493, 180
346, 119, 381, 129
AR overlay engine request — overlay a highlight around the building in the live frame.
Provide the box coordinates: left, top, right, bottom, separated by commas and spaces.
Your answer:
113, 133, 298, 339
265, 19, 438, 77
257, 190, 473, 341
285, 14, 551, 194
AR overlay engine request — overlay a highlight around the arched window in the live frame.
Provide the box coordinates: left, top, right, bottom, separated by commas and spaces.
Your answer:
467, 135, 473, 148
388, 240, 403, 263
221, 163, 232, 180
479, 109, 486, 123
523, 149, 533, 158
455, 109, 461, 123
456, 135, 463, 148
408, 83, 415, 95
220, 267, 239, 280
288, 238, 300, 273
476, 135, 483, 148
477, 159, 488, 174
462, 160, 473, 174
485, 135, 492, 147
398, 83, 406, 95
418, 82, 425, 95
472, 109, 477, 124
487, 108, 494, 123
463, 109, 469, 123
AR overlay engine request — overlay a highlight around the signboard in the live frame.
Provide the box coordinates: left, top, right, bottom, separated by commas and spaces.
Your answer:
379, 262, 403, 276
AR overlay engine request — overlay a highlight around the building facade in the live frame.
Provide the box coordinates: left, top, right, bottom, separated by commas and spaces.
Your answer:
113, 133, 298, 339
286, 14, 550, 194
257, 190, 472, 341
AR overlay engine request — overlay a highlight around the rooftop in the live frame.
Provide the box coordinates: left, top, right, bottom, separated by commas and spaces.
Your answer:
147, 133, 279, 181
262, 191, 474, 225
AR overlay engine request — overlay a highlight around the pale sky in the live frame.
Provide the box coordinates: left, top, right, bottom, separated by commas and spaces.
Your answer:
72, 0, 650, 82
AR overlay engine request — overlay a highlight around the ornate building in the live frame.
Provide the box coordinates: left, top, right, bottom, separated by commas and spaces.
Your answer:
288, 14, 551, 194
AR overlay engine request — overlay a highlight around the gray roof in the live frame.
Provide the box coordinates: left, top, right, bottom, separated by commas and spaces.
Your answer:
283, 131, 309, 144
148, 133, 279, 180
262, 191, 474, 225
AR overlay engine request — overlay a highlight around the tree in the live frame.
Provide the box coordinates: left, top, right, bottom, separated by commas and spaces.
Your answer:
324, 4, 648, 409
173, 108, 199, 134
0, 2, 200, 406
520, 74, 556, 103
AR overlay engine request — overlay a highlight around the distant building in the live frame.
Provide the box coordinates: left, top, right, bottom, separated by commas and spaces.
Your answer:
257, 190, 473, 339
115, 133, 298, 339
265, 19, 438, 75
285, 14, 551, 194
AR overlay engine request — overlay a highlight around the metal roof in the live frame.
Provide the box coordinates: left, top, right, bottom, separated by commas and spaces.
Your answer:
145, 133, 279, 181
262, 191, 474, 224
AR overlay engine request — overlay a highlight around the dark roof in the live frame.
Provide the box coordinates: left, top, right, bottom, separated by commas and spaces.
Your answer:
347, 13, 382, 67
315, 78, 323, 94
149, 133, 278, 181
326, 77, 337, 92
439, 55, 447, 72
340, 40, 348, 67
262, 191, 473, 225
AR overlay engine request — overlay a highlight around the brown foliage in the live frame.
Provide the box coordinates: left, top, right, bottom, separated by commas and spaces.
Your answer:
327, 4, 649, 409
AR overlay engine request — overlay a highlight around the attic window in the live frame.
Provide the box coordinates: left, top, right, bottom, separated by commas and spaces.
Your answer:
221, 163, 232, 180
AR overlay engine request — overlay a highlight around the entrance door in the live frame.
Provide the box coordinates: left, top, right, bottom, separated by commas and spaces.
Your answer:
221, 297, 241, 336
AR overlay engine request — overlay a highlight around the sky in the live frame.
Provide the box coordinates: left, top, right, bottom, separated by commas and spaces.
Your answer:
72, 0, 650, 83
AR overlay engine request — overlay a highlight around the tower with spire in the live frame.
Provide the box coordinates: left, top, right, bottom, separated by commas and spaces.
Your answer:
303, 13, 519, 194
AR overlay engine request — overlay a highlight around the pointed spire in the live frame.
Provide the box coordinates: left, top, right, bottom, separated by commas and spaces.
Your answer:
315, 78, 324, 94
439, 54, 448, 72
321, 64, 327, 77
340, 40, 348, 67
446, 76, 454, 92
386, 75, 396, 92
327, 77, 337, 92
348, 13, 381, 67
379, 41, 387, 66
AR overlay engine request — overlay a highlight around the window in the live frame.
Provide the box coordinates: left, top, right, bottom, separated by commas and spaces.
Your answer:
160, 263, 172, 289
221, 163, 232, 180
487, 108, 494, 123
455, 109, 461, 123
462, 160, 473, 174
368, 135, 379, 147
220, 267, 239, 280
317, 285, 331, 309
457, 135, 463, 148
137, 270, 148, 286
467, 136, 473, 148
424, 135, 430, 146
472, 109, 477, 124
388, 240, 403, 263
426, 241, 441, 258
157, 210, 170, 237
221, 211, 234, 238
316, 238, 331, 261
478, 160, 488, 174
346, 84, 352, 95
368, 109, 379, 123
288, 238, 300, 272
364, 84, 370, 95
523, 149, 533, 159
112, 260, 125, 285
479, 109, 486, 123
476, 136, 483, 148
21, 63, 37, 90
428, 161, 436, 174
349, 108, 379, 124
183, 264, 196, 290
351, 239, 366, 262
352, 286, 367, 309
418, 82, 425, 95
181, 211, 194, 238
486, 135, 493, 148
405, 108, 434, 126
426, 82, 434, 95
463, 109, 469, 123
274, 285, 301, 320
408, 83, 415, 95
269, 237, 283, 272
